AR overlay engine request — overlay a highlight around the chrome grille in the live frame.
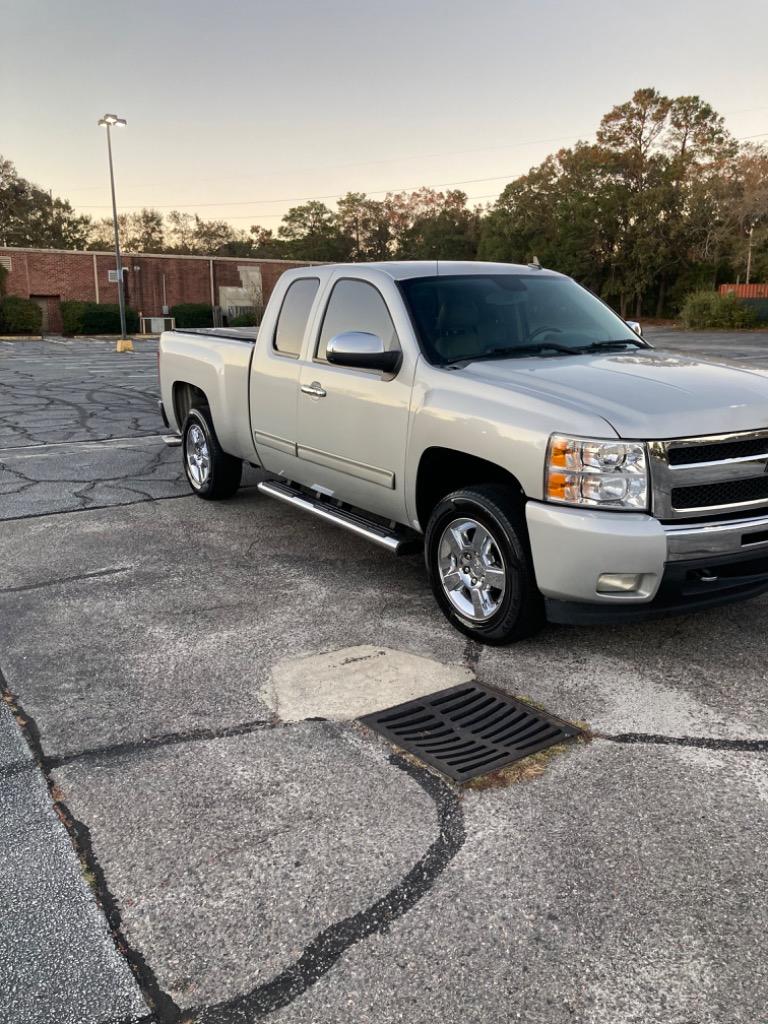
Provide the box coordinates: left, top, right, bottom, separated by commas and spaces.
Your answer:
672, 477, 768, 510
650, 429, 768, 519
667, 436, 768, 465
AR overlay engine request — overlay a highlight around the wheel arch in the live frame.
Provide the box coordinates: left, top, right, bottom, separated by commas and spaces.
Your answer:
172, 381, 209, 428
415, 447, 527, 531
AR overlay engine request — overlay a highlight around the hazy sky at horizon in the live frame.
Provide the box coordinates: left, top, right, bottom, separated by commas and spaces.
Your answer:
3, 0, 767, 230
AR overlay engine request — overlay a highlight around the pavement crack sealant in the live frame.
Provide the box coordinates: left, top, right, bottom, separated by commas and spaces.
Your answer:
1, 673, 184, 1023
600, 731, 768, 752
193, 753, 466, 1023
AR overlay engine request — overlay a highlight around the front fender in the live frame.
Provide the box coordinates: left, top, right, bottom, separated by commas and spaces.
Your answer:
404, 366, 617, 525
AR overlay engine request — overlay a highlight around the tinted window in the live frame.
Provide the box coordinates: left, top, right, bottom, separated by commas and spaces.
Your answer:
274, 278, 320, 357
399, 274, 638, 364
317, 279, 399, 360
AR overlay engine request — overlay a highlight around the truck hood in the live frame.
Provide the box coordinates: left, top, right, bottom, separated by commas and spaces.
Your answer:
459, 349, 768, 439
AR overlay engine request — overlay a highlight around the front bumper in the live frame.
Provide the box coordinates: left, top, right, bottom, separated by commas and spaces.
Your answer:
525, 501, 768, 624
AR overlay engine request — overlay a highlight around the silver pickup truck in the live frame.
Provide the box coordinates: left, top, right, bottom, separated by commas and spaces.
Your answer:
158, 261, 768, 644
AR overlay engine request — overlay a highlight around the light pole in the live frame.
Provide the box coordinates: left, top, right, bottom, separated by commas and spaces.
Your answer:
746, 224, 754, 286
97, 114, 132, 352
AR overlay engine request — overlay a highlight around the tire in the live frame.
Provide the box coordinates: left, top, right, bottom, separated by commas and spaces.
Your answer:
182, 406, 242, 500
424, 485, 545, 645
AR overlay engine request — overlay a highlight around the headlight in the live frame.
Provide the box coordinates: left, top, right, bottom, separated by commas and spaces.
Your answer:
545, 434, 648, 510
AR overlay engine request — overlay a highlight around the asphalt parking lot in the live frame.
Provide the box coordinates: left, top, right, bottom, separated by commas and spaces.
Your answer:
2, 328, 768, 1024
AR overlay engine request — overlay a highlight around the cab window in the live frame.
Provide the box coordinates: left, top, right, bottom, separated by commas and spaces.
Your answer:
273, 278, 320, 357
316, 279, 400, 361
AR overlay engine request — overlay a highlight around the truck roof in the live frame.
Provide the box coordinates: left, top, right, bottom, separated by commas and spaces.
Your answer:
285, 260, 563, 282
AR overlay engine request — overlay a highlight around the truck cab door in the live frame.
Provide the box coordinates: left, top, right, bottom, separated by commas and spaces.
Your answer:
296, 275, 415, 523
248, 276, 321, 475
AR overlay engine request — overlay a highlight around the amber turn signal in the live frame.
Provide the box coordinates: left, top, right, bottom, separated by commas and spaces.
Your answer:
546, 472, 569, 500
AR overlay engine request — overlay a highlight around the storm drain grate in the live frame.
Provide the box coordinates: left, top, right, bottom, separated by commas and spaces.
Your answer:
360, 682, 583, 782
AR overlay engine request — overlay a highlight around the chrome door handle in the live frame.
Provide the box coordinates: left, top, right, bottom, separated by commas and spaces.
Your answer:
300, 382, 327, 398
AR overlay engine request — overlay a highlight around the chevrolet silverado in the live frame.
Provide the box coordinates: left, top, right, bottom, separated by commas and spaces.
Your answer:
158, 261, 768, 643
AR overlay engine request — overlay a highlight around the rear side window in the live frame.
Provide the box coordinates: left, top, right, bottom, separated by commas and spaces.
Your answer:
274, 278, 320, 357
316, 279, 400, 360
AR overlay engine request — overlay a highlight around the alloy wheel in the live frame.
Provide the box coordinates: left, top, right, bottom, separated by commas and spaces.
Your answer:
437, 517, 507, 622
185, 423, 210, 488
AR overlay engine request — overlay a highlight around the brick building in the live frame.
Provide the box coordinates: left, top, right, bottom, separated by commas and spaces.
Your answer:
0, 246, 313, 333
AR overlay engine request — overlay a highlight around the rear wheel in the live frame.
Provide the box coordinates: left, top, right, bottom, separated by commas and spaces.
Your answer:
425, 485, 544, 644
182, 406, 242, 500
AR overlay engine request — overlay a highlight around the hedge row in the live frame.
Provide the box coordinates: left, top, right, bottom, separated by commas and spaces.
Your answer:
61, 301, 139, 335
170, 303, 213, 328
229, 311, 259, 327
680, 291, 758, 329
0, 296, 42, 334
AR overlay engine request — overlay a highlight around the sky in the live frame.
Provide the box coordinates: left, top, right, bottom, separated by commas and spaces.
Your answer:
3, 0, 768, 231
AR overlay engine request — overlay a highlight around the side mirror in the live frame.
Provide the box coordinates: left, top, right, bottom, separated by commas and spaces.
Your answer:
326, 331, 401, 374
626, 320, 642, 336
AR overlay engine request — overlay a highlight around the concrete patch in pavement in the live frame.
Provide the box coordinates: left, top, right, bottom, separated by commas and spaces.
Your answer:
263, 645, 475, 722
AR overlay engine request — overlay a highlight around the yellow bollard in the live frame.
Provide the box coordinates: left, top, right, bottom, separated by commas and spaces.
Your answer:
115, 338, 134, 353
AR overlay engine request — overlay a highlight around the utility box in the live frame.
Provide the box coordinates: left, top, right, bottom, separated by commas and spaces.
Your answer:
139, 316, 175, 335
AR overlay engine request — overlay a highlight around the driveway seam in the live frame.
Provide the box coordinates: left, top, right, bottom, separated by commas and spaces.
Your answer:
45, 720, 280, 769
1, 674, 184, 1024
0, 492, 194, 523
0, 566, 132, 594
599, 731, 768, 751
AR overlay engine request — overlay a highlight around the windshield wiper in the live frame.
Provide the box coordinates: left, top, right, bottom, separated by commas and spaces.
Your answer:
443, 337, 649, 367
572, 338, 649, 352
464, 343, 580, 362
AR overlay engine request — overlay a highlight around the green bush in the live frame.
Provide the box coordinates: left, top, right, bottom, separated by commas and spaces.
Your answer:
61, 300, 88, 335
0, 296, 42, 334
79, 302, 138, 335
680, 291, 758, 329
229, 311, 261, 327
61, 301, 138, 335
171, 303, 213, 328
744, 299, 768, 324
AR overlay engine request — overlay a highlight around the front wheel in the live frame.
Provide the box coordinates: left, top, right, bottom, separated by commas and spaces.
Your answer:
425, 485, 544, 644
182, 406, 242, 500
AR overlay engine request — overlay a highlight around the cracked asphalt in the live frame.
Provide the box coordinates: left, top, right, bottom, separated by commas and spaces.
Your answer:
1, 331, 768, 1024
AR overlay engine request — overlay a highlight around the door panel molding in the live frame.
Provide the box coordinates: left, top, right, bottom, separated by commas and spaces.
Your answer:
253, 430, 297, 457
297, 443, 395, 489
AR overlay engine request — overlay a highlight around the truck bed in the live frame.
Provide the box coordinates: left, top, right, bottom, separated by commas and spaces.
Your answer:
171, 327, 257, 343
159, 326, 259, 458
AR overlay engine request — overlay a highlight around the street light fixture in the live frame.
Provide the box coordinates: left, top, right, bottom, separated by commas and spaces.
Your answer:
98, 113, 132, 352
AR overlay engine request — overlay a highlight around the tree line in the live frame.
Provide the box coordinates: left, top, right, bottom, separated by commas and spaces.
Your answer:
1, 89, 766, 317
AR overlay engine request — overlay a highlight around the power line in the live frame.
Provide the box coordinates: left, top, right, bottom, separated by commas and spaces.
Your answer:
60, 130, 593, 194
75, 172, 533, 210
55, 106, 768, 195
75, 130, 768, 217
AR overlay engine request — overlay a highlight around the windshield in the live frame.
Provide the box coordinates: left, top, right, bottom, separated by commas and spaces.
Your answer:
398, 273, 643, 365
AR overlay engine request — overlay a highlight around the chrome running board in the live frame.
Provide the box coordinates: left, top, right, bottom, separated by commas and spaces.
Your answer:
257, 480, 421, 555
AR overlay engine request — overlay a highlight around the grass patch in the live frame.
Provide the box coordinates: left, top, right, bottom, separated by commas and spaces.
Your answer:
466, 731, 592, 791
81, 867, 98, 892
